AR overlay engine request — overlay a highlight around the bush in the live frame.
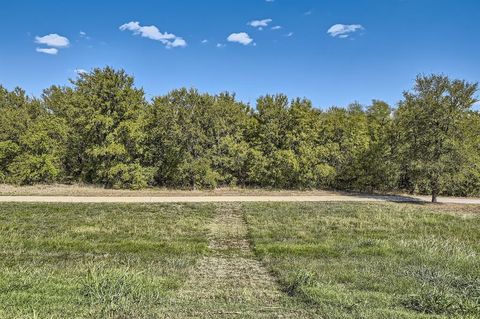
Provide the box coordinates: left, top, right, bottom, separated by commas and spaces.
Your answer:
106, 163, 154, 189
7, 154, 62, 185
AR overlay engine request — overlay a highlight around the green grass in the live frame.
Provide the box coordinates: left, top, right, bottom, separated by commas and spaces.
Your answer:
0, 203, 214, 318
1, 202, 479, 318
244, 203, 480, 318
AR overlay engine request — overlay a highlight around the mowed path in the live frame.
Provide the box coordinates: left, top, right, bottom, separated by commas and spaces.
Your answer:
1, 194, 480, 204
164, 204, 315, 318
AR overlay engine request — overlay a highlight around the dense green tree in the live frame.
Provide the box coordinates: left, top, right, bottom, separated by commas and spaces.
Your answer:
356, 100, 399, 192
144, 89, 251, 188
320, 104, 370, 190
285, 98, 336, 188
446, 111, 480, 196
1, 70, 479, 195
44, 67, 151, 188
7, 115, 69, 184
396, 74, 478, 202
251, 96, 337, 188
0, 86, 67, 184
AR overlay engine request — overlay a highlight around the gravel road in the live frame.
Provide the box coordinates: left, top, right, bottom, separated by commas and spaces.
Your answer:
1, 194, 480, 204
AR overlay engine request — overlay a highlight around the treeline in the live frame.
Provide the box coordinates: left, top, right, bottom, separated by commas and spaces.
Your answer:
1, 67, 478, 200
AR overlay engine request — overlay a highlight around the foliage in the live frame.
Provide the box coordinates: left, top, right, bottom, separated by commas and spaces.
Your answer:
43, 67, 149, 187
396, 75, 478, 201
1, 70, 479, 195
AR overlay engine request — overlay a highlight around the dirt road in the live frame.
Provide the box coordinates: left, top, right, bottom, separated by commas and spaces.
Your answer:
1, 194, 480, 204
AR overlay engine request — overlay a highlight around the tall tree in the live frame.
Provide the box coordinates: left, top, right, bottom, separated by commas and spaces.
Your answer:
144, 89, 251, 188
356, 100, 398, 192
44, 67, 151, 189
396, 74, 478, 202
320, 104, 370, 190
0, 86, 67, 184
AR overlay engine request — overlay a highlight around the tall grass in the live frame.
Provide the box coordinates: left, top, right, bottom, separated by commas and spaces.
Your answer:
245, 202, 480, 318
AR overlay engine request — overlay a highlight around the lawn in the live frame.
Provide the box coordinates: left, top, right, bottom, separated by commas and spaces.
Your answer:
245, 202, 480, 318
0, 203, 214, 318
0, 202, 478, 318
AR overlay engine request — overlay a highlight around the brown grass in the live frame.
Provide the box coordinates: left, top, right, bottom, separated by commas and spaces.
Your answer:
0, 183, 336, 197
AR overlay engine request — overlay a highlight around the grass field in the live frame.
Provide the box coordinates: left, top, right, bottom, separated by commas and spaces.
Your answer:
245, 203, 480, 318
0, 203, 214, 318
0, 202, 478, 318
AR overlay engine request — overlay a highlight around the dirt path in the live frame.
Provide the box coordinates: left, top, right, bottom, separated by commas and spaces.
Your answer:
1, 194, 480, 204
165, 204, 314, 318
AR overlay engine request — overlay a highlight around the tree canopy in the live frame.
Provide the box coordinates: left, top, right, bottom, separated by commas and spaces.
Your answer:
1, 68, 478, 200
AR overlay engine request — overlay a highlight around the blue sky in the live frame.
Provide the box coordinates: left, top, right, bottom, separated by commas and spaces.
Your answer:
0, 0, 479, 108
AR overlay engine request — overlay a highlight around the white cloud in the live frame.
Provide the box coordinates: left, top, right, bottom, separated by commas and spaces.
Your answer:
167, 37, 187, 48
285, 32, 294, 37
227, 32, 253, 45
248, 19, 272, 30
266, 0, 274, 2
35, 34, 70, 48
327, 24, 364, 38
79, 31, 90, 40
216, 43, 225, 48
36, 47, 58, 55
119, 21, 187, 48
304, 10, 313, 16
271, 26, 282, 30
201, 39, 208, 44
75, 68, 87, 74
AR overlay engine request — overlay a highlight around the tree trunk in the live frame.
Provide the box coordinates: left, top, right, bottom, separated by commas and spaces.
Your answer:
431, 191, 438, 203
431, 175, 439, 203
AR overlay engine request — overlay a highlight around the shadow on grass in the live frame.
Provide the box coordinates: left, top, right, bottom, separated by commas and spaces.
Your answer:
337, 190, 428, 204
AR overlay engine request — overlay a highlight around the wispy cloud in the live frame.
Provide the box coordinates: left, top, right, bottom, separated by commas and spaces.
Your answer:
248, 19, 272, 30
216, 43, 226, 48
79, 31, 90, 40
271, 26, 282, 30
119, 21, 187, 48
304, 10, 313, 16
285, 32, 294, 37
75, 68, 87, 74
227, 32, 253, 45
35, 34, 70, 48
327, 24, 364, 38
35, 47, 58, 55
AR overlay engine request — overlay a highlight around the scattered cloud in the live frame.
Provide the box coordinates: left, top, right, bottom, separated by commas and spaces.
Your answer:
168, 37, 187, 48
36, 47, 58, 55
265, 0, 274, 2
201, 39, 208, 44
119, 21, 187, 48
327, 24, 364, 38
271, 26, 282, 30
79, 31, 90, 40
248, 19, 272, 30
304, 10, 313, 16
216, 43, 225, 48
75, 68, 87, 74
285, 32, 294, 37
227, 32, 253, 45
35, 34, 70, 48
